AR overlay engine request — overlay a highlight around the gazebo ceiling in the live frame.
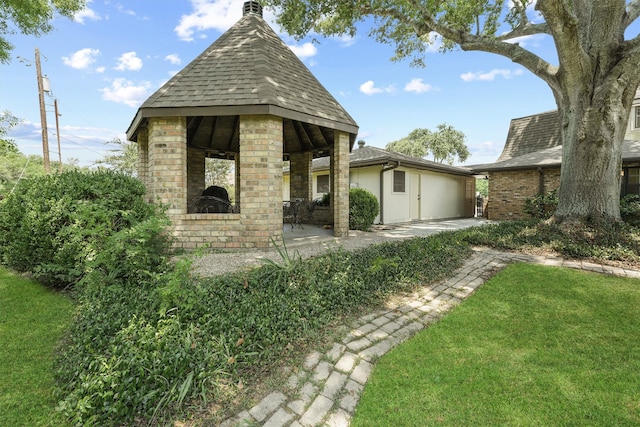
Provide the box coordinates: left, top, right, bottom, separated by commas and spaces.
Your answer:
187, 115, 336, 159
126, 2, 358, 157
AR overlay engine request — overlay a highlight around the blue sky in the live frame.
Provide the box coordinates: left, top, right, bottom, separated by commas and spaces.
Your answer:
3, 0, 561, 167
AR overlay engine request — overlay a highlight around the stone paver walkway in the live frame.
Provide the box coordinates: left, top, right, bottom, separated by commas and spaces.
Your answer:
221, 247, 640, 427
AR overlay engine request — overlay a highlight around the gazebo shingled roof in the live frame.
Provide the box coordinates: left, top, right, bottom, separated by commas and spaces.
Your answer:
126, 5, 358, 157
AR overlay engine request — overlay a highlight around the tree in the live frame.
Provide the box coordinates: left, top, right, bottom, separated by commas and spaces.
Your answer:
96, 138, 139, 176
264, 0, 640, 224
0, 0, 86, 63
0, 110, 20, 153
205, 158, 233, 188
387, 124, 470, 164
386, 128, 431, 158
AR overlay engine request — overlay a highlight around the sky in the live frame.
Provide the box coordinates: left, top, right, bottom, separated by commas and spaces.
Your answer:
2, 0, 563, 168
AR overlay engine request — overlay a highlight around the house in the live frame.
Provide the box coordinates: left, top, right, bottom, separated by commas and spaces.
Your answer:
284, 141, 477, 224
472, 89, 640, 220
125, 1, 357, 249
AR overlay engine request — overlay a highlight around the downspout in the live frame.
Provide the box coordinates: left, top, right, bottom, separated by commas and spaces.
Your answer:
379, 161, 400, 224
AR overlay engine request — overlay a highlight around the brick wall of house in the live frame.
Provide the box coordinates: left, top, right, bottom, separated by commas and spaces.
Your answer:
488, 168, 560, 220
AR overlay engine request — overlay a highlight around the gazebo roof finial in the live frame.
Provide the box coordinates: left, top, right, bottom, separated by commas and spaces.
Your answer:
243, 1, 263, 17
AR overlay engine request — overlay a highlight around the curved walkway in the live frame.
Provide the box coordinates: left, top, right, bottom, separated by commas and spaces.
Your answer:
220, 247, 640, 427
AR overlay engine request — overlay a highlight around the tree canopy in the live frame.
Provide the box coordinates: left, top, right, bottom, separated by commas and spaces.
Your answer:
264, 0, 640, 223
0, 0, 86, 63
386, 123, 470, 165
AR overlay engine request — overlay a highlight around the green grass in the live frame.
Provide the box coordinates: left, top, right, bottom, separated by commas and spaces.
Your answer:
352, 263, 640, 426
0, 268, 74, 427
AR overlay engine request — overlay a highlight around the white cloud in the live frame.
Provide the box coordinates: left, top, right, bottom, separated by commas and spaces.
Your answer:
404, 78, 433, 94
164, 54, 182, 65
359, 80, 396, 95
62, 48, 101, 70
115, 4, 136, 16
332, 34, 356, 47
100, 78, 152, 107
175, 0, 240, 41
360, 81, 382, 95
460, 68, 524, 82
288, 42, 317, 60
74, 0, 101, 24
115, 51, 143, 71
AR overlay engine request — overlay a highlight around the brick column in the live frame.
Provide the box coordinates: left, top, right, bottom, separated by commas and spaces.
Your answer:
289, 151, 312, 201
136, 127, 150, 203
147, 117, 187, 216
331, 131, 350, 237
187, 147, 206, 213
239, 115, 283, 247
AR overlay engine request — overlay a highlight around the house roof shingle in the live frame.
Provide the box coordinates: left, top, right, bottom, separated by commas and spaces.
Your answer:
126, 11, 358, 150
496, 110, 561, 162
312, 144, 473, 176
472, 139, 640, 172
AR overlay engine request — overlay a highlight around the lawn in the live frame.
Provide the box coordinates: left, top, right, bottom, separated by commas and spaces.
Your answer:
0, 268, 74, 427
352, 263, 640, 426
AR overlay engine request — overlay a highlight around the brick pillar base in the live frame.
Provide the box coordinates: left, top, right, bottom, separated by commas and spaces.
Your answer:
239, 115, 283, 248
147, 117, 187, 216
331, 131, 350, 237
289, 152, 312, 201
187, 147, 206, 213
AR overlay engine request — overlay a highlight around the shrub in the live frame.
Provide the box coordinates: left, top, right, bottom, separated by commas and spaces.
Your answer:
620, 194, 640, 225
459, 219, 640, 263
523, 189, 558, 219
55, 231, 471, 426
0, 170, 164, 286
349, 188, 379, 231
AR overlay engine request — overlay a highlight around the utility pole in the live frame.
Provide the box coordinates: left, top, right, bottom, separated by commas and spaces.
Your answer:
35, 48, 51, 174
54, 99, 62, 173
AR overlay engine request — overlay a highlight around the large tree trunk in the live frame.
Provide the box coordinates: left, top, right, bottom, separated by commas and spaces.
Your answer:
553, 82, 630, 224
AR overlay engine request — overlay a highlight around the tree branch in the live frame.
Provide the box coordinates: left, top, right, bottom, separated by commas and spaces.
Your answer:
496, 22, 550, 41
622, 32, 640, 57
625, 0, 640, 27
459, 33, 560, 91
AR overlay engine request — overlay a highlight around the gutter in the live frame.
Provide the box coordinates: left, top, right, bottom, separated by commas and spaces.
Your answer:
379, 160, 400, 224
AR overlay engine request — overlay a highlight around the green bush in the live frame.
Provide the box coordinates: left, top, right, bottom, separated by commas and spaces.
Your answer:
55, 232, 471, 426
523, 189, 558, 219
620, 194, 640, 225
349, 188, 379, 231
0, 170, 164, 286
459, 219, 640, 263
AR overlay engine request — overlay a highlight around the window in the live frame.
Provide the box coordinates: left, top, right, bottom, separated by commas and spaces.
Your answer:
393, 170, 406, 193
317, 174, 330, 193
622, 167, 640, 197
635, 106, 640, 129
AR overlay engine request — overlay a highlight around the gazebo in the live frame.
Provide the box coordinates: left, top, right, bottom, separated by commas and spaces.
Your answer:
126, 1, 358, 249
